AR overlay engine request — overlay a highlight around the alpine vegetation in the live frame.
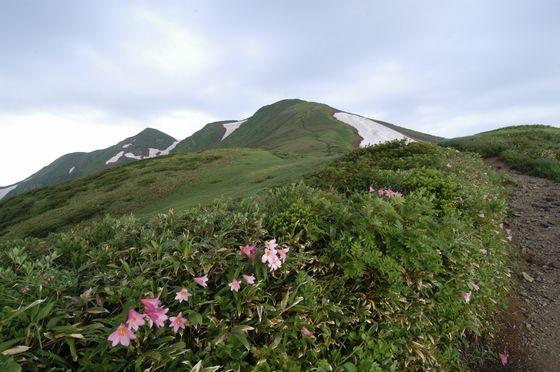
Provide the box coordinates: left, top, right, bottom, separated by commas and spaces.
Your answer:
0, 141, 512, 370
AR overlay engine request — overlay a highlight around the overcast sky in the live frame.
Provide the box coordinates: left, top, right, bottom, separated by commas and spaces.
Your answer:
1, 0, 559, 185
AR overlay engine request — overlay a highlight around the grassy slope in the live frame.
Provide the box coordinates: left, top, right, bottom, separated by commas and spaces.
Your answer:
172, 100, 442, 158
221, 99, 357, 156
0, 149, 324, 240
171, 121, 231, 153
0, 141, 512, 370
441, 125, 560, 181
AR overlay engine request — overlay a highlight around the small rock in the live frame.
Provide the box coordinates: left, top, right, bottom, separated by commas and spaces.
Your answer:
522, 272, 534, 282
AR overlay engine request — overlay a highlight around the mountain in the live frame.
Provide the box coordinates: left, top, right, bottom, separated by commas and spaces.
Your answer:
0, 99, 443, 239
0, 128, 178, 200
172, 99, 442, 156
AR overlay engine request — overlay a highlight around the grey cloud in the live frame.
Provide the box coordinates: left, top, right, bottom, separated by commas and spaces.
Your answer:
0, 0, 559, 136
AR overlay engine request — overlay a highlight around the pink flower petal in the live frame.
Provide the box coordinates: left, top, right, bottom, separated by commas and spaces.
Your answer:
242, 274, 255, 284
193, 275, 208, 287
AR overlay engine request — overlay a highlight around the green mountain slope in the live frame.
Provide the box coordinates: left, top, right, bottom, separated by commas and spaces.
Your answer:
0, 99, 442, 239
172, 121, 232, 153
173, 99, 441, 156
441, 125, 560, 181
0, 148, 324, 240
1, 128, 177, 199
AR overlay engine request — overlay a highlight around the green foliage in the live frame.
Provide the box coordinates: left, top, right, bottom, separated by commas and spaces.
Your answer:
0, 149, 324, 241
441, 124, 560, 181
0, 141, 511, 370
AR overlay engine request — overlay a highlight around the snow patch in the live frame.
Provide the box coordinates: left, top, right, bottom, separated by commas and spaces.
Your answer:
68, 166, 76, 174
106, 151, 124, 165
333, 112, 411, 147
221, 120, 247, 140
123, 141, 179, 161
122, 143, 132, 149
124, 152, 142, 160
0, 184, 18, 200
158, 141, 178, 155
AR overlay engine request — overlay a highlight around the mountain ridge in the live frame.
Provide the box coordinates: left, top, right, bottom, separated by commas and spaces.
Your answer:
1, 127, 177, 199
1, 99, 442, 200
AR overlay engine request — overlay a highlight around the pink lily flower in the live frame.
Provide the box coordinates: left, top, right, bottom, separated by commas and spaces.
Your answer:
302, 326, 314, 337
265, 239, 278, 251
229, 278, 241, 292
193, 275, 208, 287
141, 297, 169, 328
505, 228, 512, 235
468, 282, 480, 291
140, 297, 161, 309
242, 274, 255, 284
175, 288, 191, 303
108, 323, 136, 347
262, 247, 278, 263
169, 312, 187, 334
268, 254, 282, 271
446, 163, 452, 168
145, 306, 169, 328
277, 247, 289, 263
499, 353, 508, 365
506, 235, 513, 241
480, 248, 488, 254
126, 308, 146, 331
239, 244, 257, 261
377, 188, 385, 196
460, 291, 472, 304
369, 184, 375, 193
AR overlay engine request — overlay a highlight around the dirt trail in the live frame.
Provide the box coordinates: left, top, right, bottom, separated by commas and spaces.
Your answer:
487, 159, 560, 371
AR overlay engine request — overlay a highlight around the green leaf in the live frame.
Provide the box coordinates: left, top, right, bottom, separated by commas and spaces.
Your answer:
2, 299, 46, 323
342, 362, 358, 372
35, 301, 56, 322
65, 338, 78, 362
0, 357, 22, 372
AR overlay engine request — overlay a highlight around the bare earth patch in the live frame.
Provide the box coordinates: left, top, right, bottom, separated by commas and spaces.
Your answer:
485, 159, 560, 371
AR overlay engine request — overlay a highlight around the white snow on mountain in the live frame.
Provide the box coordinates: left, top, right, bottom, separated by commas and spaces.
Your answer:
106, 151, 125, 165
222, 120, 247, 140
124, 152, 142, 160
0, 184, 18, 200
122, 143, 132, 149
158, 141, 178, 155
123, 141, 179, 161
68, 166, 76, 174
333, 112, 411, 147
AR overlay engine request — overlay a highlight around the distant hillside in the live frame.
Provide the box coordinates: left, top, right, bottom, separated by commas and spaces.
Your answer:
1, 99, 441, 200
0, 128, 177, 200
441, 125, 560, 181
0, 148, 324, 240
173, 99, 440, 156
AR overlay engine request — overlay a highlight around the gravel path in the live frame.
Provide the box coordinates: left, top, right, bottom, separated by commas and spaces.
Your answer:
487, 160, 560, 371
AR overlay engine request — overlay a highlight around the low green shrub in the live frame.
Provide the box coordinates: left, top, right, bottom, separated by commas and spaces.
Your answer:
0, 142, 512, 370
441, 125, 560, 181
